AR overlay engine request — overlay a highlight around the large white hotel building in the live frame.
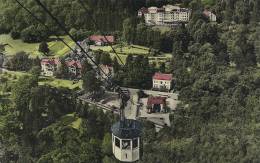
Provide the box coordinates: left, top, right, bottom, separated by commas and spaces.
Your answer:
138, 5, 191, 27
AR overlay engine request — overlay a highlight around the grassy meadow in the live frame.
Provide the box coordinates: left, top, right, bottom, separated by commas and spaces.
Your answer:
0, 34, 74, 58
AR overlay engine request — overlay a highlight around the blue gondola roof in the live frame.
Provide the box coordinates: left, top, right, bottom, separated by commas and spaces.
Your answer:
111, 119, 142, 139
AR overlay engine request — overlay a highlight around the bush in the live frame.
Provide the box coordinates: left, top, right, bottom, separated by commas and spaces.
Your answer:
38, 41, 50, 55
0, 24, 11, 34
10, 30, 21, 39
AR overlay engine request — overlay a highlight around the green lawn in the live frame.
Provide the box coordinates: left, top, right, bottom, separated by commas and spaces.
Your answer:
91, 44, 152, 64
39, 77, 83, 90
152, 26, 172, 34
0, 34, 74, 58
70, 117, 82, 129
47, 36, 75, 57
0, 34, 40, 56
90, 44, 172, 65
58, 113, 82, 130
0, 70, 82, 90
91, 44, 150, 55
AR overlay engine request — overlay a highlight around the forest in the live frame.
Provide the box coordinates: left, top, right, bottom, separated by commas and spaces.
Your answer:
0, 0, 260, 162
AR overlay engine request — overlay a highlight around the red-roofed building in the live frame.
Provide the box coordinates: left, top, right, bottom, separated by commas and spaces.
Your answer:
65, 60, 82, 78
153, 73, 173, 91
147, 96, 167, 113
89, 35, 115, 46
41, 58, 60, 76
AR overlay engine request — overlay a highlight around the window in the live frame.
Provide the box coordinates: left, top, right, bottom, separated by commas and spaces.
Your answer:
115, 137, 120, 148
133, 138, 138, 148
122, 140, 131, 149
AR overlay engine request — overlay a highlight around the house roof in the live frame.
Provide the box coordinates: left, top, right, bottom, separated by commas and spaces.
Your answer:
65, 60, 82, 68
147, 96, 167, 106
153, 73, 173, 81
203, 10, 215, 17
41, 58, 60, 65
138, 7, 148, 14
89, 35, 115, 43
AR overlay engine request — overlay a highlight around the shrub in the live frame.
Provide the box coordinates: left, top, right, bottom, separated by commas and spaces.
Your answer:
0, 24, 11, 34
10, 30, 21, 39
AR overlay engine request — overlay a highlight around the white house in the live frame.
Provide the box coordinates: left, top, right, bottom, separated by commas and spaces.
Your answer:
65, 59, 82, 78
41, 58, 60, 77
203, 10, 217, 22
99, 64, 114, 80
153, 72, 173, 91
138, 5, 191, 27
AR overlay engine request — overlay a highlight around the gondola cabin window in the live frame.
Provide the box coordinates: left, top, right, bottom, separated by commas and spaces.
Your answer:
133, 138, 138, 148
115, 137, 120, 148
122, 140, 131, 149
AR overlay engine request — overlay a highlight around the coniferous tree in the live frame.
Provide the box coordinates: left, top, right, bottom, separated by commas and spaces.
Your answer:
38, 41, 50, 55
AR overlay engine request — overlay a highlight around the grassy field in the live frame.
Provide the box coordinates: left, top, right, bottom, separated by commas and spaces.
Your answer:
0, 70, 82, 90
90, 44, 150, 55
39, 77, 82, 90
152, 26, 172, 34
56, 113, 82, 130
91, 44, 152, 64
90, 44, 172, 65
0, 34, 74, 58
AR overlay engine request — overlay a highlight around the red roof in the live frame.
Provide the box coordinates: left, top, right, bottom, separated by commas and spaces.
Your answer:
153, 73, 173, 81
41, 58, 60, 65
65, 60, 82, 69
138, 7, 148, 14
147, 96, 167, 106
203, 10, 215, 17
89, 35, 115, 43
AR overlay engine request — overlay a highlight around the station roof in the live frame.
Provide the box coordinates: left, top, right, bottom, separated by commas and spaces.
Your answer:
147, 96, 167, 106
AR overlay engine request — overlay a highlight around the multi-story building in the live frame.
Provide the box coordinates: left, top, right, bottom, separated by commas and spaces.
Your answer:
152, 72, 173, 91
138, 5, 191, 27
41, 58, 60, 77
65, 59, 82, 78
